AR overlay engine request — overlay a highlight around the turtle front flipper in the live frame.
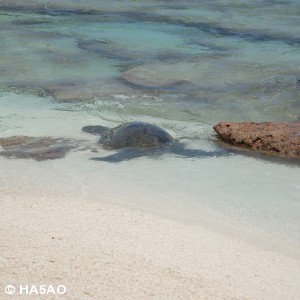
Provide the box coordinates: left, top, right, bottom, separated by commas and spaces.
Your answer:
82, 125, 110, 136
82, 125, 118, 147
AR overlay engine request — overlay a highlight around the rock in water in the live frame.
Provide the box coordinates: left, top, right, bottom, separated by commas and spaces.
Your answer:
214, 122, 300, 159
121, 64, 188, 90
0, 136, 77, 161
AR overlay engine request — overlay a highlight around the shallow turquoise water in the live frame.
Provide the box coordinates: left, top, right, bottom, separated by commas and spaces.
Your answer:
0, 1, 300, 254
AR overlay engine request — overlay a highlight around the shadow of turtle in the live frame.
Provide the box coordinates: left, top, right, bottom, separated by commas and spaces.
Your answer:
91, 143, 233, 163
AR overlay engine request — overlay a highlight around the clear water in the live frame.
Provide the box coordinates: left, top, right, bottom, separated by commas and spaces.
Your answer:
0, 1, 300, 256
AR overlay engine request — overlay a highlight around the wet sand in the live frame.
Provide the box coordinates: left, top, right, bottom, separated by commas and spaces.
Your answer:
1, 191, 299, 300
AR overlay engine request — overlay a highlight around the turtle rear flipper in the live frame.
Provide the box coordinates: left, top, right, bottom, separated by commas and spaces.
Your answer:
91, 149, 146, 162
90, 147, 167, 162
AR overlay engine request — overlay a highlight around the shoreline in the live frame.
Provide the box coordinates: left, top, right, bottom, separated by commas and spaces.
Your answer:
1, 152, 299, 261
1, 191, 300, 299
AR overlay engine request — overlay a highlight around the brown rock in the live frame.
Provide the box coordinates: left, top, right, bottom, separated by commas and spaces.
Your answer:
214, 122, 300, 159
0, 136, 78, 161
0, 136, 35, 147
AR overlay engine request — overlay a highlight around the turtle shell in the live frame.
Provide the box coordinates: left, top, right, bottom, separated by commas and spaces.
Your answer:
108, 122, 173, 149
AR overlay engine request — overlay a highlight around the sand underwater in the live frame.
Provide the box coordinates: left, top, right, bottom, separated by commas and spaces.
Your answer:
0, 1, 300, 299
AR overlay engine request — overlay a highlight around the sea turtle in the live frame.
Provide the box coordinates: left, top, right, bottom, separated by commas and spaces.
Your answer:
82, 121, 231, 162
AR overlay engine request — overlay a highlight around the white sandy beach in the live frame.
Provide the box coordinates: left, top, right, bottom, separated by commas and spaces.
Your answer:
1, 188, 300, 300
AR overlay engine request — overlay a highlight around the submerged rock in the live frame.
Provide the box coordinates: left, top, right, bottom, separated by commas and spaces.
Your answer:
121, 65, 187, 90
44, 81, 100, 102
214, 122, 300, 159
43, 78, 135, 102
0, 136, 35, 147
77, 39, 197, 64
0, 136, 78, 161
